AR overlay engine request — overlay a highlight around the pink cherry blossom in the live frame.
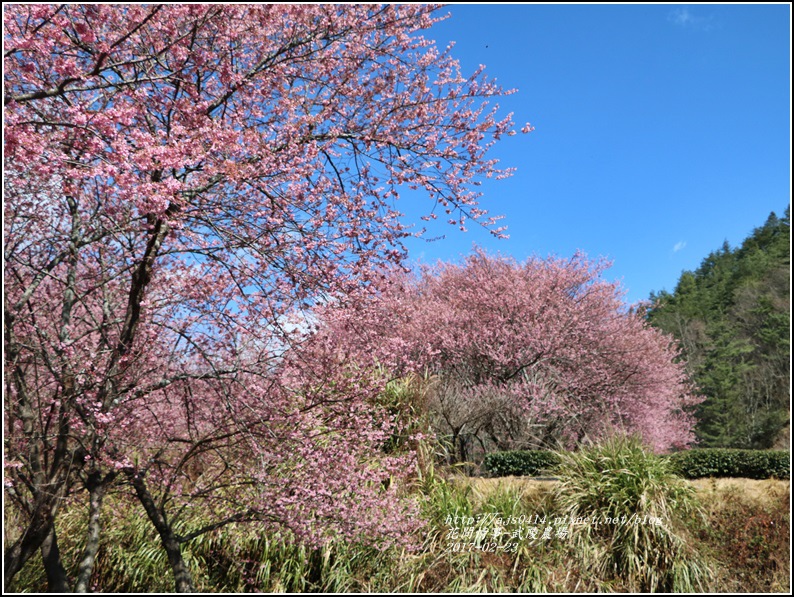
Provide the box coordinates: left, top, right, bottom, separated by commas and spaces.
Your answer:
4, 5, 519, 590
311, 248, 702, 458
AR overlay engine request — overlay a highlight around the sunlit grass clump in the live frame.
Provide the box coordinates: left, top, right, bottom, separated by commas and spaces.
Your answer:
554, 434, 714, 592
12, 434, 788, 592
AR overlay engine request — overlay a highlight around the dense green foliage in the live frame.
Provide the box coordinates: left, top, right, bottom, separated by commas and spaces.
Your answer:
647, 208, 790, 448
485, 448, 790, 481
666, 449, 790, 480
482, 450, 561, 477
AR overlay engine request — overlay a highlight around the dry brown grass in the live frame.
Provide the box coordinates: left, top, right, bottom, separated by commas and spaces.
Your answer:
691, 477, 790, 592
689, 477, 790, 506
460, 475, 790, 505
457, 475, 790, 592
452, 475, 557, 503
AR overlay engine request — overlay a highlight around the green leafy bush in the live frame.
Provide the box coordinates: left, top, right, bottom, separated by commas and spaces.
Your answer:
554, 435, 714, 592
666, 449, 790, 479
482, 450, 560, 477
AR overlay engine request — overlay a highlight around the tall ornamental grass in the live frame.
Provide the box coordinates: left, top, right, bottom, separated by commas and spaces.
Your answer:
554, 435, 714, 592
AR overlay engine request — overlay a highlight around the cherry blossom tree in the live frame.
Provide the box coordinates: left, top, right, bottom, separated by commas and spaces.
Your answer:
4, 5, 524, 590
314, 249, 702, 461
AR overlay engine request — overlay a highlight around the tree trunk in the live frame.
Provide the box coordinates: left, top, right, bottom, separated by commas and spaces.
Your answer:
457, 433, 469, 465
449, 428, 461, 465
128, 471, 195, 593
75, 473, 114, 592
4, 504, 56, 589
41, 526, 71, 592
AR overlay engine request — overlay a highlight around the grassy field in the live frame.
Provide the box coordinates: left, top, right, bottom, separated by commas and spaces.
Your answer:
461, 474, 790, 503
454, 474, 790, 593
7, 465, 789, 592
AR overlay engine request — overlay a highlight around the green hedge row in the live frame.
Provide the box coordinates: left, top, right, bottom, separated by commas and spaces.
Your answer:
483, 448, 790, 479
664, 448, 790, 480
482, 450, 560, 477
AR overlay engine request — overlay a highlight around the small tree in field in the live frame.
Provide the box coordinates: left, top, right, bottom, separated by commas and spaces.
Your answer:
315, 249, 702, 460
3, 5, 524, 591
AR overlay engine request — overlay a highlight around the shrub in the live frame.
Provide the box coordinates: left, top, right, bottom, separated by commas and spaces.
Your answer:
482, 450, 560, 477
690, 479, 790, 592
666, 449, 790, 480
554, 435, 714, 592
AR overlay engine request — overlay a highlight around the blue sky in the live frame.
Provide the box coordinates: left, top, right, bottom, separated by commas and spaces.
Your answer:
399, 3, 791, 305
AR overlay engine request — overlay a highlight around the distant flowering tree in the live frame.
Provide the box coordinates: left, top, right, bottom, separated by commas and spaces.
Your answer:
314, 249, 702, 460
3, 5, 525, 590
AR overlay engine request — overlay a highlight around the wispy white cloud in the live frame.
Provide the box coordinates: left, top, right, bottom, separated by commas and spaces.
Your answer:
670, 7, 695, 26
668, 7, 717, 32
673, 241, 687, 253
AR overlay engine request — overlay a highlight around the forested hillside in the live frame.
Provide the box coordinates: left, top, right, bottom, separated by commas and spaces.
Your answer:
647, 208, 790, 448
